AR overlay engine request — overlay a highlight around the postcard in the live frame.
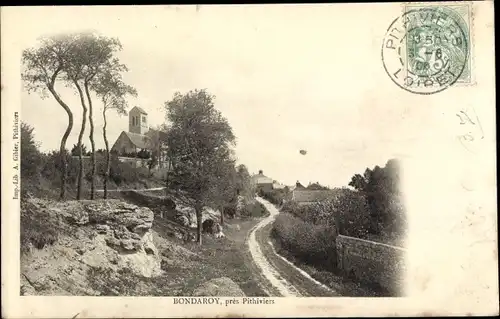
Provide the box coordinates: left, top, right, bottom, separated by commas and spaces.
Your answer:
1, 2, 497, 318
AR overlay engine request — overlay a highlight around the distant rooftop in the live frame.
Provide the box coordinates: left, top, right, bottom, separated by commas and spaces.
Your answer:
130, 106, 148, 115
252, 170, 273, 185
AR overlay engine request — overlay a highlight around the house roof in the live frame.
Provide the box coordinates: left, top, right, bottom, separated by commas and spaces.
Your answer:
130, 106, 148, 115
252, 173, 273, 185
292, 189, 340, 203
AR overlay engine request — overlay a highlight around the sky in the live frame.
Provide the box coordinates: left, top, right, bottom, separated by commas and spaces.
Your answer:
15, 5, 436, 187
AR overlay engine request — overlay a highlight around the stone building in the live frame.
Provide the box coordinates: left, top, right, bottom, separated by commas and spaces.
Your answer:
111, 106, 169, 169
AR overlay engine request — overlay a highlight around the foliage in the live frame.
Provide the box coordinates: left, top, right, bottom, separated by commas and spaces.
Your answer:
20, 201, 59, 254
306, 182, 329, 190
143, 125, 168, 171
108, 155, 141, 185
22, 33, 77, 199
235, 164, 254, 201
137, 149, 151, 159
348, 159, 406, 242
258, 188, 289, 206
271, 212, 338, 271
162, 89, 236, 244
70, 143, 90, 156
20, 122, 44, 180
21, 31, 133, 200
20, 123, 156, 199
240, 200, 268, 218
312, 188, 372, 239
208, 158, 238, 223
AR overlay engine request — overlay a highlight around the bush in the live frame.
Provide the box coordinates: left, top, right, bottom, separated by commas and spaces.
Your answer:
109, 156, 139, 185
348, 159, 406, 244
20, 122, 44, 180
281, 188, 373, 239
259, 188, 288, 206
240, 200, 267, 218
271, 213, 337, 271
20, 201, 59, 254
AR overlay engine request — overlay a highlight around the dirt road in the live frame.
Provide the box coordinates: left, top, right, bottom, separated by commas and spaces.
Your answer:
247, 197, 339, 297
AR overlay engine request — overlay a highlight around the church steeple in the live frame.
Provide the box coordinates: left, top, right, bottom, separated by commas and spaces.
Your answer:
129, 106, 149, 135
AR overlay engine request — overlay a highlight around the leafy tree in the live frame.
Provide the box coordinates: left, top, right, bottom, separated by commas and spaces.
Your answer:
20, 122, 43, 181
70, 143, 88, 156
208, 158, 238, 226
22, 34, 77, 200
92, 69, 137, 199
163, 89, 236, 245
235, 164, 253, 200
143, 125, 168, 173
64, 32, 128, 200
347, 158, 405, 243
348, 173, 368, 191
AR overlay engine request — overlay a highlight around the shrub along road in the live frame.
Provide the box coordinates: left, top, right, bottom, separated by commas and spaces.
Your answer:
248, 197, 338, 297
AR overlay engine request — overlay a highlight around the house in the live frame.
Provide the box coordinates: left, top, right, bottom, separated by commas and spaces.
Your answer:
251, 170, 273, 193
111, 106, 169, 169
289, 181, 306, 192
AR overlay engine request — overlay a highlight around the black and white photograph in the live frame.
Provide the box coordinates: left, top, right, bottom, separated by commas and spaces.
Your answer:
1, 3, 498, 318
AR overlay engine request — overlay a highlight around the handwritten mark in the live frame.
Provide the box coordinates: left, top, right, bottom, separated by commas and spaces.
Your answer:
456, 107, 485, 153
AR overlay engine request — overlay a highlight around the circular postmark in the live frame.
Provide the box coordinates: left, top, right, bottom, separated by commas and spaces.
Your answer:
382, 7, 469, 94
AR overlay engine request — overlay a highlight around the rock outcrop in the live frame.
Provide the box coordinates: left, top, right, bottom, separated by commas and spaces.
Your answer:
21, 199, 162, 296
192, 277, 246, 297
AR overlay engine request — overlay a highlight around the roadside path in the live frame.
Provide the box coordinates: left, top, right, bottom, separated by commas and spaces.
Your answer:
247, 197, 338, 297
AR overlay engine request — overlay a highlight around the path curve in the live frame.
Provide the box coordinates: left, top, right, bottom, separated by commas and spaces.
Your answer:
247, 197, 338, 297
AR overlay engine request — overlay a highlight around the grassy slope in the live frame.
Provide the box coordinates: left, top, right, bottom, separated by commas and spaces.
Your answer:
22, 171, 272, 296
153, 217, 269, 296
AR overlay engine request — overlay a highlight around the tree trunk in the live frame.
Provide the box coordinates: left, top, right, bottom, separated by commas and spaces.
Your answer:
195, 205, 203, 245
220, 205, 224, 226
103, 109, 110, 199
47, 85, 73, 201
75, 82, 88, 200
85, 82, 96, 200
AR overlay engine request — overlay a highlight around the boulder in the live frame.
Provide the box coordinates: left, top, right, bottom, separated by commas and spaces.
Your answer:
20, 199, 162, 296
192, 277, 246, 297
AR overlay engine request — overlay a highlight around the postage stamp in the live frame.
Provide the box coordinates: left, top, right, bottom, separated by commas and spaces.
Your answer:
382, 2, 473, 94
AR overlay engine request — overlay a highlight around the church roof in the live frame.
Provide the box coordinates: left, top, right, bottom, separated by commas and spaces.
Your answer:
123, 131, 149, 149
130, 106, 148, 115
115, 129, 168, 150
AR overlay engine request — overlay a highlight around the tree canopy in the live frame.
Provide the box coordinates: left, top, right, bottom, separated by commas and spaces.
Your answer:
163, 89, 236, 244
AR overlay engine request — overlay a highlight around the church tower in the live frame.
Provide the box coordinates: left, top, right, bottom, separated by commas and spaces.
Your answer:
128, 106, 149, 135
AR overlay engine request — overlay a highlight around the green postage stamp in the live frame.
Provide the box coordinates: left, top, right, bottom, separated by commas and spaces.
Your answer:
382, 2, 473, 94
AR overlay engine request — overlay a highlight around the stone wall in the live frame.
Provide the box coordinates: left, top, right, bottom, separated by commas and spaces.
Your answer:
336, 235, 406, 296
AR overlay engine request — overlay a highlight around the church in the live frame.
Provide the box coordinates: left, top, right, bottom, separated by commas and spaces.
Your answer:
111, 106, 169, 168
